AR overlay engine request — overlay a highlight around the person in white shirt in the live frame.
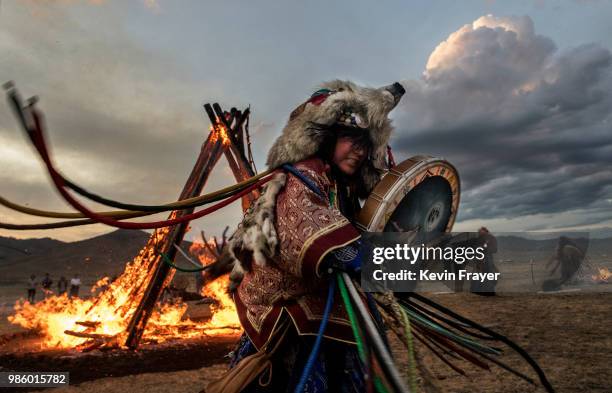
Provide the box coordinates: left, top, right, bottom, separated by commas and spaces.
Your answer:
69, 274, 81, 298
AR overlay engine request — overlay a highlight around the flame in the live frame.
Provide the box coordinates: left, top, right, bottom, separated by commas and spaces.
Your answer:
592, 266, 611, 283
216, 121, 231, 146
189, 237, 240, 333
208, 118, 231, 147
9, 229, 240, 349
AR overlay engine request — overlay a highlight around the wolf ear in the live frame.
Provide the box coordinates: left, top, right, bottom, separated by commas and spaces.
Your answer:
289, 102, 307, 121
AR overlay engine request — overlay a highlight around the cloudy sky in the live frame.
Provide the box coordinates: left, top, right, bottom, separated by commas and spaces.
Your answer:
1, 0, 611, 242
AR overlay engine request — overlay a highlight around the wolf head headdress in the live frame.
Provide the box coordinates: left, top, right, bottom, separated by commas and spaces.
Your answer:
266, 80, 405, 193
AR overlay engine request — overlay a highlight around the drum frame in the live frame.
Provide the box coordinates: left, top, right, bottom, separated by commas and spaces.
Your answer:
356, 155, 460, 232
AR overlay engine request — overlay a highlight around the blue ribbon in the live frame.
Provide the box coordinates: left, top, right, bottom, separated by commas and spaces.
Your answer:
281, 164, 325, 199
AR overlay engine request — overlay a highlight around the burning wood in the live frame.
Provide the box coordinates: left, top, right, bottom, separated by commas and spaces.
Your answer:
124, 121, 227, 349
8, 232, 241, 350
64, 330, 115, 340
75, 321, 101, 328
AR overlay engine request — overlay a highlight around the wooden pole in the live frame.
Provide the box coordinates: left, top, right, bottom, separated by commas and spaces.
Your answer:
205, 103, 258, 210
124, 102, 258, 349
124, 128, 225, 349
212, 103, 255, 178
224, 148, 254, 211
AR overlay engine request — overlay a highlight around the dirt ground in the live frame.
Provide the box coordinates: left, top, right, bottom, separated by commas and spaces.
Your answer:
48, 365, 228, 393
403, 291, 612, 393
2, 291, 611, 393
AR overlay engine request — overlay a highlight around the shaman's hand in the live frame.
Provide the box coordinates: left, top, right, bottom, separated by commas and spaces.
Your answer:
322, 243, 362, 278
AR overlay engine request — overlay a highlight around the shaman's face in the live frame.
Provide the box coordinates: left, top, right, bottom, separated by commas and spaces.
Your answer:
333, 136, 368, 175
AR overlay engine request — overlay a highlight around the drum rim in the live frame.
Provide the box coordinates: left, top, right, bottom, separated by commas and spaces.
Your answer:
357, 156, 460, 232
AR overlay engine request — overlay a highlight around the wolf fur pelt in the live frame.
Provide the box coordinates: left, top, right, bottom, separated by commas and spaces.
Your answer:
267, 80, 401, 194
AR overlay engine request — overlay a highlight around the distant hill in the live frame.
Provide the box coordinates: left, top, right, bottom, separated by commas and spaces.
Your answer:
0, 236, 65, 261
0, 230, 195, 284
496, 235, 611, 255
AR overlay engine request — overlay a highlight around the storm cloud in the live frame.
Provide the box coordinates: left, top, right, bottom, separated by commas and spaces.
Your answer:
394, 15, 612, 229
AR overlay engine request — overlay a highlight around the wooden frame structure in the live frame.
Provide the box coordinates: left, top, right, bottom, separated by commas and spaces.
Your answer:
124, 103, 257, 349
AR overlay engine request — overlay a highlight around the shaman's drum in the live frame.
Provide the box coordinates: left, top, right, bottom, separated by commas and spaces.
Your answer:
356, 156, 460, 233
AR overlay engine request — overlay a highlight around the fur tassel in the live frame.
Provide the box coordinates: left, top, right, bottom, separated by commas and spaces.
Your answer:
204, 173, 287, 292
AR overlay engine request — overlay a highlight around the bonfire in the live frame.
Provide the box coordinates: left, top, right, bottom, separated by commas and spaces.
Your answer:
9, 230, 240, 351
4, 93, 257, 351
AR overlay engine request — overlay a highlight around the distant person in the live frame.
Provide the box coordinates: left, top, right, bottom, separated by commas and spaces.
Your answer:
27, 274, 37, 303
98, 275, 111, 293
543, 236, 585, 291
57, 276, 68, 295
41, 273, 53, 296
69, 274, 81, 298
471, 227, 498, 295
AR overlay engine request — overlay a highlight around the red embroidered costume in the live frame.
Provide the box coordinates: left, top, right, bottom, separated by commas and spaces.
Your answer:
234, 157, 360, 349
